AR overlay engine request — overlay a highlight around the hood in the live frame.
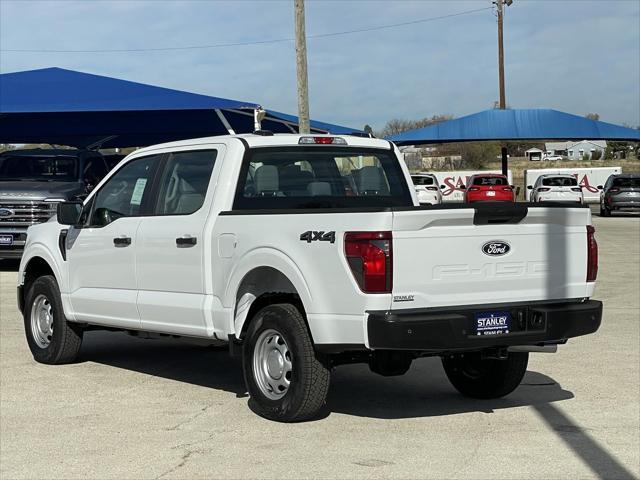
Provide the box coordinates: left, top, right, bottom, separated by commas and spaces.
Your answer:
0, 181, 85, 202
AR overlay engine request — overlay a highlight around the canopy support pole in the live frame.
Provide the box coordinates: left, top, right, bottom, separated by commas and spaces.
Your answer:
501, 146, 508, 176
215, 109, 236, 135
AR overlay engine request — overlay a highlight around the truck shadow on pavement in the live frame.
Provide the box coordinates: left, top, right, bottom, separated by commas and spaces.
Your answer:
82, 331, 573, 419
82, 333, 637, 479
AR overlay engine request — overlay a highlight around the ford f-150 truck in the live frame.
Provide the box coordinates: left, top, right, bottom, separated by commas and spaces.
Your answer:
0, 149, 110, 259
17, 134, 602, 422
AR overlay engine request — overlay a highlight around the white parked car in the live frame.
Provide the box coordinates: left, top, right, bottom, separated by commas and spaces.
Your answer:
17, 133, 601, 422
543, 155, 563, 162
528, 174, 584, 203
411, 173, 443, 205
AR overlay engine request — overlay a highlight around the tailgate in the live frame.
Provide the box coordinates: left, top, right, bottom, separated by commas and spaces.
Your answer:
391, 204, 591, 310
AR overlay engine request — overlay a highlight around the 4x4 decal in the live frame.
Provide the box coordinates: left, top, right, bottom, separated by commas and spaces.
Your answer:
299, 231, 336, 244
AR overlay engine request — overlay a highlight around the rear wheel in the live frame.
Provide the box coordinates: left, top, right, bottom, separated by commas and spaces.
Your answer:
442, 352, 528, 399
242, 303, 330, 422
23, 275, 83, 364
600, 203, 611, 217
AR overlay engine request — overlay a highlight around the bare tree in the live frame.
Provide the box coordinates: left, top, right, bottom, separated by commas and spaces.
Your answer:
378, 114, 453, 138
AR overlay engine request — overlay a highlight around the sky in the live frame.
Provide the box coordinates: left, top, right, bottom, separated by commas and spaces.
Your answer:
1, 0, 639, 131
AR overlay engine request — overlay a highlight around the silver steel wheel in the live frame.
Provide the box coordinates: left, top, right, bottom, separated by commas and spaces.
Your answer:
253, 328, 293, 400
30, 294, 54, 348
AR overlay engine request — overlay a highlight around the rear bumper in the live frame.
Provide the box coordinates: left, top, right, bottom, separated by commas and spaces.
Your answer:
536, 195, 582, 203
609, 199, 640, 209
367, 300, 602, 352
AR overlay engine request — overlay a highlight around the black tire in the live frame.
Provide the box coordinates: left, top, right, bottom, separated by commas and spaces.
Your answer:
442, 352, 528, 399
23, 275, 83, 364
242, 303, 330, 422
600, 204, 611, 217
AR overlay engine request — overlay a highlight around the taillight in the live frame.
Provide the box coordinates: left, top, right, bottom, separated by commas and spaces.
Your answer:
344, 231, 392, 293
537, 187, 551, 192
426, 186, 438, 191
571, 187, 582, 192
468, 187, 480, 191
587, 225, 598, 282
501, 187, 513, 191
609, 187, 620, 193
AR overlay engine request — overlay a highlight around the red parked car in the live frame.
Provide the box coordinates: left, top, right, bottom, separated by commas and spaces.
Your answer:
464, 174, 515, 202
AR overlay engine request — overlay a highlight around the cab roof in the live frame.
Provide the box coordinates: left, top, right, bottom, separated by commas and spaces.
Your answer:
133, 133, 393, 155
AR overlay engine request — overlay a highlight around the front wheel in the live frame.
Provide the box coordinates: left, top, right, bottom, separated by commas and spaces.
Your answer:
442, 352, 528, 399
242, 303, 330, 422
23, 275, 83, 364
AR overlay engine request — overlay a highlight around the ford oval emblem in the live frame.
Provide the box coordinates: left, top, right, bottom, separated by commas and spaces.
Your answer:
482, 241, 510, 256
0, 208, 15, 218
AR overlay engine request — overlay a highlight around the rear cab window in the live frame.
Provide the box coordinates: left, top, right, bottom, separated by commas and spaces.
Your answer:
233, 147, 412, 210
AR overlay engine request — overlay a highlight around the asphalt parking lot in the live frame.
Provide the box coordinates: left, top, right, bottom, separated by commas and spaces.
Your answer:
0, 211, 638, 480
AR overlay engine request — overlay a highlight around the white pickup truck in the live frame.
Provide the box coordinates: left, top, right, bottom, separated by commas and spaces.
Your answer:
17, 133, 602, 422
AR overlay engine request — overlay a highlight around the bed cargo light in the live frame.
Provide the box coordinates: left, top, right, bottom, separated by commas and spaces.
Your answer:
298, 136, 347, 145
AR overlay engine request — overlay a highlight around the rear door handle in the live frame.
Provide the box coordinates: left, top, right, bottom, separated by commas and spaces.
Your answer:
176, 236, 197, 247
113, 236, 131, 247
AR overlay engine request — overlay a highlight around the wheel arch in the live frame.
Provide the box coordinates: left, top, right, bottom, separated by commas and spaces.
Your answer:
232, 265, 310, 341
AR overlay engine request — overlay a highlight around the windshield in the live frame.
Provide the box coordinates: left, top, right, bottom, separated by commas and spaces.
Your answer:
411, 176, 435, 186
234, 147, 412, 209
0, 155, 78, 181
612, 177, 640, 188
542, 176, 578, 187
473, 176, 508, 186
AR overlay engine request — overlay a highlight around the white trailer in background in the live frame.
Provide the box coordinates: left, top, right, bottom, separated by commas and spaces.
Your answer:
426, 170, 514, 202
524, 167, 622, 204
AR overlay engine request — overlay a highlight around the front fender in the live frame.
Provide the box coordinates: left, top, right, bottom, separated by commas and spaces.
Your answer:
19, 227, 73, 320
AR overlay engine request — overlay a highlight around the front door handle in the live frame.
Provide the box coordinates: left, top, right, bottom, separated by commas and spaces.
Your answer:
113, 236, 131, 247
176, 236, 197, 247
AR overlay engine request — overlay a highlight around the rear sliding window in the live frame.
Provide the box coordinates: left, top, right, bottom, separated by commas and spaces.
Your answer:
612, 177, 640, 188
542, 176, 578, 187
233, 147, 412, 210
473, 176, 508, 186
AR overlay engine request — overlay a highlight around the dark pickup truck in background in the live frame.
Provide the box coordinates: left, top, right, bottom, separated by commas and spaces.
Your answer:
0, 149, 110, 259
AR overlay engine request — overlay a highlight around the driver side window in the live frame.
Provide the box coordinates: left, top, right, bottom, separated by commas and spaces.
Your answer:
90, 155, 159, 226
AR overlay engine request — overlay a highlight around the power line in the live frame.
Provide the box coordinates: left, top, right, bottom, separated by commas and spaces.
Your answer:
1, 6, 492, 53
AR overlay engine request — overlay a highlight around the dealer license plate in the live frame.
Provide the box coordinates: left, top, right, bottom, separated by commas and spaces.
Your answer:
486, 191, 496, 196
0, 235, 13, 246
475, 311, 511, 336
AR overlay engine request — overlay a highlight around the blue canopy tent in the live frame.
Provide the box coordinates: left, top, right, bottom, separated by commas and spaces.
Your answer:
0, 67, 358, 148
387, 109, 640, 144
387, 109, 639, 174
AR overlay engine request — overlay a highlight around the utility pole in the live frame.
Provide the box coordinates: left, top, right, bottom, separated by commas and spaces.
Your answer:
496, 0, 509, 176
294, 0, 310, 134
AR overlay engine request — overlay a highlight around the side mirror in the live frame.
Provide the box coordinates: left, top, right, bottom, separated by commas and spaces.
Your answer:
527, 185, 533, 190
440, 185, 446, 189
459, 185, 466, 190
597, 185, 603, 190
57, 201, 83, 226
